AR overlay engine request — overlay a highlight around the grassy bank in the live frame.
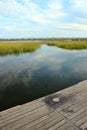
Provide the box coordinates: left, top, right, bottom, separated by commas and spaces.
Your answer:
0, 42, 41, 55
47, 40, 87, 50
0, 40, 87, 55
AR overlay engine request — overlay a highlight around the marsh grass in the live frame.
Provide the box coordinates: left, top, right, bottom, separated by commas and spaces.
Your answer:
0, 40, 87, 55
47, 41, 87, 50
0, 42, 41, 55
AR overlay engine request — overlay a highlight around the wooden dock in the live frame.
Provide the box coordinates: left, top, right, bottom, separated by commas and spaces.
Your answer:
0, 80, 87, 130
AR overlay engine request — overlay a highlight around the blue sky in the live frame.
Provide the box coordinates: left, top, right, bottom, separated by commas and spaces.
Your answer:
0, 0, 87, 38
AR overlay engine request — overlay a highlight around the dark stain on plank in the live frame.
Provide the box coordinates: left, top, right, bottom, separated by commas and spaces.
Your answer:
43, 93, 76, 109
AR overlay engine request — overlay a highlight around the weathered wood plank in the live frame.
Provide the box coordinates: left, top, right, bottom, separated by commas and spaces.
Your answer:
27, 112, 60, 130
3, 105, 51, 130
76, 115, 87, 126
47, 120, 66, 130
1, 100, 44, 117
0, 80, 87, 130
16, 112, 58, 130
80, 122, 87, 130
55, 123, 74, 130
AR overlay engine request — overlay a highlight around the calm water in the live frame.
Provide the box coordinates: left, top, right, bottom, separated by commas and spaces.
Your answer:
0, 45, 87, 111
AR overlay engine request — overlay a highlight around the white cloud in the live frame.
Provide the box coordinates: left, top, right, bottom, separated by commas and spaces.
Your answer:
76, 17, 87, 24
5, 26, 13, 31
32, 1, 65, 24
0, 0, 38, 19
70, 0, 87, 13
0, 25, 13, 31
45, 1, 65, 19
0, 0, 65, 24
48, 2, 62, 10
0, 15, 3, 19
0, 0, 87, 38
32, 15, 52, 24
71, 24, 87, 30
56, 23, 87, 30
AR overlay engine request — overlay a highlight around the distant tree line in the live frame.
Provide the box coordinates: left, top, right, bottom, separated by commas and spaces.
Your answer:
0, 38, 87, 41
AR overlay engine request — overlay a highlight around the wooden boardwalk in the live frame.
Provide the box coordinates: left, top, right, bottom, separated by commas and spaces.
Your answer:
0, 80, 87, 130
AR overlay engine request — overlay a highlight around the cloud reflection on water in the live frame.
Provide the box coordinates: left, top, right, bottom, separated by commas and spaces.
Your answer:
0, 45, 87, 111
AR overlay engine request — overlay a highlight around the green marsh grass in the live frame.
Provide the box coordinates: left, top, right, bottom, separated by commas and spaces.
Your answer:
0, 41, 41, 55
0, 40, 87, 55
47, 40, 87, 50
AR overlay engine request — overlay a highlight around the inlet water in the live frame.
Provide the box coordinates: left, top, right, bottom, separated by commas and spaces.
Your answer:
0, 45, 87, 111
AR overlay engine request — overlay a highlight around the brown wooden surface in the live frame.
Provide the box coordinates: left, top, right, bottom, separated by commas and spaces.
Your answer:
0, 80, 87, 130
